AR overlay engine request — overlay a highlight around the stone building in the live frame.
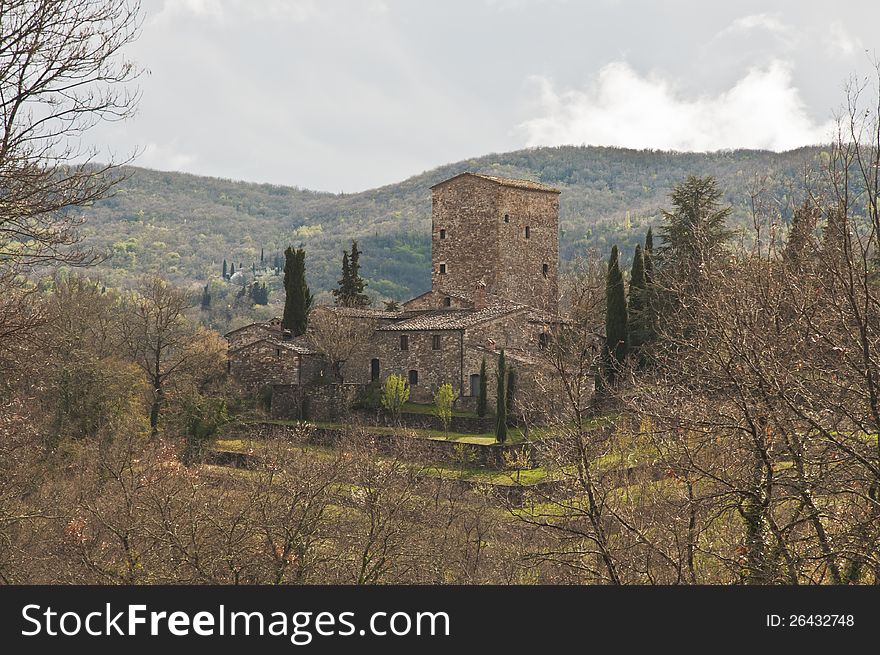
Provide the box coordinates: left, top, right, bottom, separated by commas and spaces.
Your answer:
226, 172, 567, 417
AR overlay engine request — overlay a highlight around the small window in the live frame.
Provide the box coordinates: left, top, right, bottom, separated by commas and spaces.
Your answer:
439, 263, 447, 275
469, 374, 480, 397
504, 214, 510, 223
543, 263, 549, 278
371, 358, 380, 382
439, 229, 446, 239
408, 369, 419, 386
525, 226, 530, 239
432, 335, 441, 350
276, 348, 281, 356
400, 334, 409, 351
443, 296, 451, 307
539, 332, 549, 349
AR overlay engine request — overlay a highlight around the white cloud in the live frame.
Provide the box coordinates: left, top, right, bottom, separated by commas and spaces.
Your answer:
717, 12, 790, 37
825, 21, 863, 57
520, 60, 834, 152
139, 141, 198, 171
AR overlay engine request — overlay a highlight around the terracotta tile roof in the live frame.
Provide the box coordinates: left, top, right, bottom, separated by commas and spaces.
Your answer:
379, 304, 527, 331
431, 172, 560, 193
320, 306, 407, 320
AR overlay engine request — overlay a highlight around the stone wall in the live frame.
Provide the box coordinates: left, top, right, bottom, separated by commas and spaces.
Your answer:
223, 421, 536, 471
270, 383, 360, 422
342, 328, 464, 402
431, 175, 501, 299
228, 340, 300, 390
495, 184, 559, 315
430, 174, 559, 315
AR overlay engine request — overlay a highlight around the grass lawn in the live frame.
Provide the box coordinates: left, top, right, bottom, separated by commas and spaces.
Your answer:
400, 401, 479, 418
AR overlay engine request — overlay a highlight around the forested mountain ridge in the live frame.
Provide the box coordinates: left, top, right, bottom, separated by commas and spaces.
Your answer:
78, 144, 826, 302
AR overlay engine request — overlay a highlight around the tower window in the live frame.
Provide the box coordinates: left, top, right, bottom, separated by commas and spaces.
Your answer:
504, 214, 510, 223
439, 263, 447, 275
408, 369, 419, 386
443, 296, 451, 307
276, 348, 281, 356
439, 229, 446, 239
525, 226, 530, 239
543, 263, 549, 278
432, 335, 441, 350
400, 334, 409, 351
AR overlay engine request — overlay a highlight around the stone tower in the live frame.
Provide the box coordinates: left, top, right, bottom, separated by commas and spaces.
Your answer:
429, 172, 560, 315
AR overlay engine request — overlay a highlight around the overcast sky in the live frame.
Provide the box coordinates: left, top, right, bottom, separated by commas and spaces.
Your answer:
90, 0, 879, 192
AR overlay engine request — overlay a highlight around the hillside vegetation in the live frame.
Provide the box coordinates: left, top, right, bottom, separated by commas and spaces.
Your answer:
78, 145, 825, 302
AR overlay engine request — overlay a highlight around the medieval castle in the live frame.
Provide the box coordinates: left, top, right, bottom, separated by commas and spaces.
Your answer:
225, 172, 567, 420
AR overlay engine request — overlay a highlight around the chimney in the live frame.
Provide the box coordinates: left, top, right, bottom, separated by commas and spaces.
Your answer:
473, 281, 487, 311
486, 338, 496, 351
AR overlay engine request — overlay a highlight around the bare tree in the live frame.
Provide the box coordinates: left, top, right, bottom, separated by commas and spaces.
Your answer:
307, 307, 376, 382
119, 276, 226, 437
0, 0, 142, 354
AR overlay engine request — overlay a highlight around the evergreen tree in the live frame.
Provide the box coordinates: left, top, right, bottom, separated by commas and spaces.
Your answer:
282, 247, 313, 336
657, 175, 732, 285
384, 299, 400, 311
495, 350, 507, 443
222, 259, 227, 279
250, 281, 269, 305
644, 226, 655, 283
252, 262, 256, 276
260, 247, 264, 264
332, 241, 370, 307
477, 357, 488, 418
627, 245, 648, 359
784, 199, 819, 268
332, 250, 351, 306
229, 262, 235, 276
200, 284, 211, 310
346, 241, 370, 307
604, 245, 628, 385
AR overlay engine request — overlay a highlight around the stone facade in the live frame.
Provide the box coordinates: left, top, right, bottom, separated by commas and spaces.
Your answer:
226, 172, 573, 421
228, 338, 303, 390
430, 173, 560, 315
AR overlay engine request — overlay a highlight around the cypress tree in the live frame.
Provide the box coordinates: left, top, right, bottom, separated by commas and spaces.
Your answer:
282, 247, 313, 336
332, 241, 370, 307
644, 227, 655, 283
495, 350, 507, 443
628, 245, 648, 359
200, 284, 211, 310
477, 357, 488, 418
331, 250, 351, 306
347, 240, 370, 307
222, 259, 227, 279
604, 245, 628, 385
260, 247, 264, 264
230, 262, 235, 276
